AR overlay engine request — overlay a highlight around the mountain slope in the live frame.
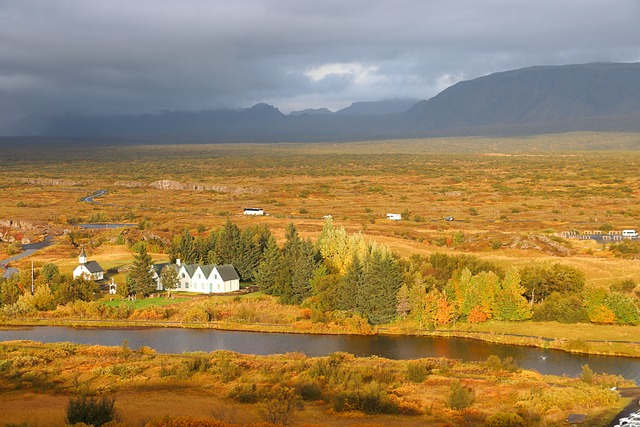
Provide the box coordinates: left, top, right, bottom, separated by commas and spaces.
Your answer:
405, 62, 640, 130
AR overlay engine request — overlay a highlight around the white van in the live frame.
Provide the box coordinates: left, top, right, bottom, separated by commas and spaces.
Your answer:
622, 229, 638, 238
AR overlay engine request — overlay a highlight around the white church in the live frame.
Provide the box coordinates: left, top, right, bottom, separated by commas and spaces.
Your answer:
72, 246, 104, 281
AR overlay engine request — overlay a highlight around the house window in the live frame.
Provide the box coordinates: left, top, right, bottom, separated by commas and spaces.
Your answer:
215, 274, 217, 279
181, 273, 185, 278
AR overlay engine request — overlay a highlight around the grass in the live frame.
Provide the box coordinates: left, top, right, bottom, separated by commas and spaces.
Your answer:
102, 297, 189, 309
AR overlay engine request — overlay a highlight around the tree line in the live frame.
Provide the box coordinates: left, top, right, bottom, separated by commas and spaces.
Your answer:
1, 218, 638, 326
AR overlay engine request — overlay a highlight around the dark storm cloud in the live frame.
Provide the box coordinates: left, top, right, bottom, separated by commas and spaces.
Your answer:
0, 0, 638, 124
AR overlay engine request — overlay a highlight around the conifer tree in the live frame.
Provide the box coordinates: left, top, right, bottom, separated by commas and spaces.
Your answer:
213, 219, 242, 265
126, 244, 156, 297
254, 236, 284, 295
356, 248, 403, 324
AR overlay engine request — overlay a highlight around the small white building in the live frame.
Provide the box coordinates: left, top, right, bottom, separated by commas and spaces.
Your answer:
244, 207, 264, 216
72, 246, 104, 281
386, 213, 402, 221
152, 260, 240, 294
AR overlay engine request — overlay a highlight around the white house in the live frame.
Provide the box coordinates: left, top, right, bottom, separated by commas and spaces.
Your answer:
244, 207, 264, 216
72, 246, 104, 281
152, 260, 240, 294
386, 213, 401, 221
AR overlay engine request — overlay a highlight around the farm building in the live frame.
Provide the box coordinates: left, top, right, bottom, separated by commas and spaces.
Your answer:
386, 213, 401, 221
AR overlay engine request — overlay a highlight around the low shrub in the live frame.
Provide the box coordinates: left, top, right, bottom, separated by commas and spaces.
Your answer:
66, 394, 116, 427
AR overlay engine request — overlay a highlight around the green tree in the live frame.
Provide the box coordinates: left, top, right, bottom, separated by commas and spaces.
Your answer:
40, 263, 60, 283
254, 236, 285, 295
337, 254, 363, 310
356, 248, 403, 324
160, 265, 179, 297
493, 269, 532, 321
126, 244, 156, 297
212, 219, 242, 266
520, 263, 585, 304
55, 277, 98, 305
0, 276, 23, 306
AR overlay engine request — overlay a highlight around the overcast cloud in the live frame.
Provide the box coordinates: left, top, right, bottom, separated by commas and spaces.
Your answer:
0, 0, 639, 125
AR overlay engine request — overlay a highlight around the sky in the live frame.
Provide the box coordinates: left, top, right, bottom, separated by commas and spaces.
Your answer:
1, 0, 639, 126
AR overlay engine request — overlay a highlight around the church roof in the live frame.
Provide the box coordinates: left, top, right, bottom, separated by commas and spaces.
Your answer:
84, 260, 103, 273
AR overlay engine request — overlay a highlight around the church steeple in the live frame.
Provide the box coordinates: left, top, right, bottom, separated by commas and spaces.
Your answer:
79, 246, 87, 265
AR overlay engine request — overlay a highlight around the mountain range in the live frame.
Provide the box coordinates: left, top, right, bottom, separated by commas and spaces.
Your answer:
3, 62, 640, 142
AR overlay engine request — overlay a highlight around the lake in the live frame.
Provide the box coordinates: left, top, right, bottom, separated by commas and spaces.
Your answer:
1, 326, 639, 383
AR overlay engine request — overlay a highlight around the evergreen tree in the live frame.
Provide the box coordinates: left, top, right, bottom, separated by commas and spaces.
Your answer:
235, 228, 263, 281
126, 244, 156, 297
213, 219, 242, 265
338, 254, 363, 310
357, 248, 403, 324
254, 236, 284, 295
170, 228, 196, 264
289, 238, 318, 304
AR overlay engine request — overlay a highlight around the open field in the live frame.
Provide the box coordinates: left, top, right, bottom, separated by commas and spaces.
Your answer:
2, 132, 640, 288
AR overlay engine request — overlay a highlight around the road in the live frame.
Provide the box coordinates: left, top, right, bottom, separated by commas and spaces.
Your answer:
607, 388, 640, 427
0, 235, 53, 279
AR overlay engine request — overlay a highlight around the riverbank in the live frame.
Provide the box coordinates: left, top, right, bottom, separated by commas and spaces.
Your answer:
2, 316, 640, 359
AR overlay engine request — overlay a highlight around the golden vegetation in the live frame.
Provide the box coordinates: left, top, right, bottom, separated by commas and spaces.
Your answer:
0, 341, 630, 426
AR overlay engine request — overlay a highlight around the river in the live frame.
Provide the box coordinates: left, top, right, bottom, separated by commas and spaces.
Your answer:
1, 326, 639, 383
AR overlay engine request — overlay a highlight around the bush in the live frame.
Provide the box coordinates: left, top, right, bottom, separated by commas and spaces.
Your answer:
485, 412, 525, 427
446, 380, 474, 410
66, 394, 116, 427
405, 361, 430, 383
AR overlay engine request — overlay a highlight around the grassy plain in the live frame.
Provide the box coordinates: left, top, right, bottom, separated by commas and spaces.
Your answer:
0, 341, 631, 427
3, 133, 640, 281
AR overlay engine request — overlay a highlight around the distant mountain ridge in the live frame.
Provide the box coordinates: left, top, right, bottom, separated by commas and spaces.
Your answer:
3, 62, 640, 141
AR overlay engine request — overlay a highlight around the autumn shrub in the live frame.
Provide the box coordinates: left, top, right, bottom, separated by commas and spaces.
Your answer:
484, 355, 520, 373
446, 380, 475, 410
485, 411, 525, 427
183, 354, 210, 373
229, 383, 260, 403
66, 394, 116, 427
332, 382, 398, 414
183, 305, 210, 322
258, 385, 301, 425
294, 379, 323, 401
405, 361, 431, 383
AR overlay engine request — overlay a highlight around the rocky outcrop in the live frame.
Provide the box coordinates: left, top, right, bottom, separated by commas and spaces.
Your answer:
147, 179, 260, 194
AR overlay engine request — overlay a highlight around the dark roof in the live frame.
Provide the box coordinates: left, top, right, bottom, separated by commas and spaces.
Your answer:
151, 263, 176, 276
199, 265, 215, 278
217, 264, 240, 282
182, 264, 199, 278
84, 260, 103, 273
